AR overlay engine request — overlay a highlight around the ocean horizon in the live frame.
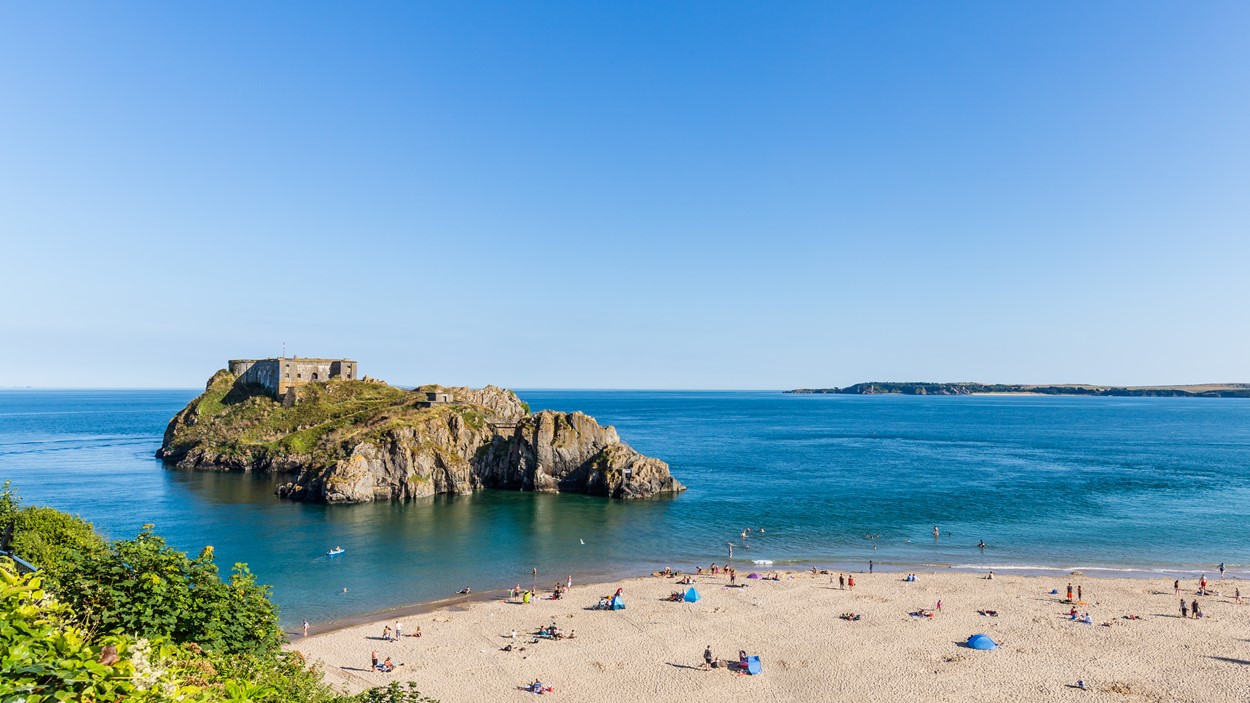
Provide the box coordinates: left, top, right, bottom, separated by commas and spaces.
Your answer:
2, 388, 1247, 628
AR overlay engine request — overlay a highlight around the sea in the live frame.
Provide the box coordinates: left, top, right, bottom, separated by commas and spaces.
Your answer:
1, 389, 1247, 629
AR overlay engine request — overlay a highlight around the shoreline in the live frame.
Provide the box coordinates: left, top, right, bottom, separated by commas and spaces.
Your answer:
289, 558, 1241, 638
293, 566, 1250, 702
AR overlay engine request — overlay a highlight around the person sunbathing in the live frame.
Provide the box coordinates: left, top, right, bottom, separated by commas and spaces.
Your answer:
978, 609, 998, 616
377, 657, 394, 673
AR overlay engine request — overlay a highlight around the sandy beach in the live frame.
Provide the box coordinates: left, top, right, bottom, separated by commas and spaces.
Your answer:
293, 568, 1250, 702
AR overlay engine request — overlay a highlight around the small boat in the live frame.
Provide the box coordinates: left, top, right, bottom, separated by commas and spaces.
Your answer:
326, 547, 346, 556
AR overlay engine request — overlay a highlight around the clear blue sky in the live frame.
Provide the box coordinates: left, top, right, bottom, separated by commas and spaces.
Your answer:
2, 2, 1247, 389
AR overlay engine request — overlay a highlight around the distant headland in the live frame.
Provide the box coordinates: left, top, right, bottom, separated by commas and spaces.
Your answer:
158, 357, 684, 504
786, 382, 1250, 397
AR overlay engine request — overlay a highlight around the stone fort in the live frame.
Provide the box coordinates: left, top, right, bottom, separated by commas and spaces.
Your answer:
229, 357, 358, 397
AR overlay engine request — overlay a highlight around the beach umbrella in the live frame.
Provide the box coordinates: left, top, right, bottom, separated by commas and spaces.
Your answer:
966, 634, 998, 650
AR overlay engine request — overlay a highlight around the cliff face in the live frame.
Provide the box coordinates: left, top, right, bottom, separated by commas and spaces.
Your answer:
158, 372, 684, 504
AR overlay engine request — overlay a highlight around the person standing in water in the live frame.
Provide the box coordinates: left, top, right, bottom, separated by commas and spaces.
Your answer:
302, 619, 310, 637
1219, 563, 1226, 578
933, 526, 940, 539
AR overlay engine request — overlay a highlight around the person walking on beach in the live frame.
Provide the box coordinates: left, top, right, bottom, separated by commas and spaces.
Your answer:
1219, 563, 1225, 578
702, 645, 714, 671
1235, 587, 1242, 605
1180, 599, 1188, 618
395, 621, 403, 639
1174, 579, 1180, 595
371, 650, 379, 670
839, 574, 845, 590
1066, 584, 1074, 602
1200, 574, 1207, 593
1077, 585, 1082, 602
302, 619, 310, 637
869, 560, 873, 574
848, 575, 855, 590
936, 599, 942, 612
1191, 599, 1200, 619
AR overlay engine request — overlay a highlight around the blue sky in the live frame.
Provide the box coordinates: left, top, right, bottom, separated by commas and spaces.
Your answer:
2, 2, 1247, 389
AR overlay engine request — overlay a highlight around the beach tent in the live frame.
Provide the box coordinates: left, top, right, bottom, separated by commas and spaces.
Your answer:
966, 634, 997, 651
610, 595, 626, 610
747, 573, 762, 579
683, 587, 701, 603
522, 590, 531, 604
743, 656, 762, 675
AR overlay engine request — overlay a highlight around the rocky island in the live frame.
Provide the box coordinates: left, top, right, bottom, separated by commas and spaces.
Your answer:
787, 382, 1250, 397
158, 361, 684, 504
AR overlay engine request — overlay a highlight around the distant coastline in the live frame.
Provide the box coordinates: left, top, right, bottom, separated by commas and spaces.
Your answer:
787, 382, 1250, 397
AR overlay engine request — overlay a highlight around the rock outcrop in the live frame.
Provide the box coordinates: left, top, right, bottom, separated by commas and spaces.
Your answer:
158, 371, 684, 504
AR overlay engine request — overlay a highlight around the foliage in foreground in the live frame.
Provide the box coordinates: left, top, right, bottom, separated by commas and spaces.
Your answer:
1, 484, 439, 702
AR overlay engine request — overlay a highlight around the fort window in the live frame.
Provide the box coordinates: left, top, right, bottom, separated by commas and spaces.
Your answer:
312, 372, 319, 381
297, 373, 302, 379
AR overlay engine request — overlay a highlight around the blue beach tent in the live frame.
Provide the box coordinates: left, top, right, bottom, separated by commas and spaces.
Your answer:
610, 595, 626, 610
967, 634, 998, 650
683, 587, 701, 603
743, 656, 762, 675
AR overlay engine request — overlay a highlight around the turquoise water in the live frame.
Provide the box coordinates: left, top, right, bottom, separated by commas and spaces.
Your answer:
1, 389, 1248, 629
